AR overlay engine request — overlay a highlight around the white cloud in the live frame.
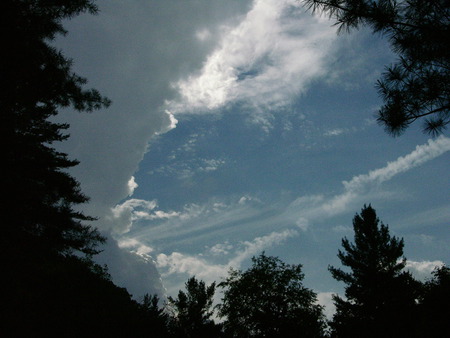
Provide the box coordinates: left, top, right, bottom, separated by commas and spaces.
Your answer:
209, 242, 234, 256
118, 237, 154, 256
127, 176, 138, 196
286, 137, 450, 225
343, 136, 450, 194
229, 229, 298, 266
324, 128, 345, 137
199, 158, 226, 172
109, 199, 180, 234
170, 0, 336, 116
405, 260, 444, 275
316, 292, 336, 320
157, 252, 228, 283
156, 228, 298, 283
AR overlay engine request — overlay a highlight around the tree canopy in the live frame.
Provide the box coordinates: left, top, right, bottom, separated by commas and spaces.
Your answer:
303, 0, 450, 136
218, 253, 326, 337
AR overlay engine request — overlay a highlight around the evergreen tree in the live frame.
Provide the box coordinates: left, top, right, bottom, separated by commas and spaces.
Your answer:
218, 253, 326, 338
304, 0, 450, 136
1, 0, 110, 257
139, 294, 171, 337
329, 205, 420, 337
168, 276, 221, 338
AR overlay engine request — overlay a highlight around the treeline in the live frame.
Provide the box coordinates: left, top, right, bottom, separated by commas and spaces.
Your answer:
142, 205, 449, 338
4, 204, 449, 337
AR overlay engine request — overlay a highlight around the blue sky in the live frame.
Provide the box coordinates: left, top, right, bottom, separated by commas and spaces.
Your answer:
55, 0, 449, 317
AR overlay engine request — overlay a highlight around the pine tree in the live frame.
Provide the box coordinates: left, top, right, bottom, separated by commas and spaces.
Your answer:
1, 0, 110, 257
329, 205, 420, 337
304, 0, 450, 136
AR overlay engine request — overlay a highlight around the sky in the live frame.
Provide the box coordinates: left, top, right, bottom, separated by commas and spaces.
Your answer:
54, 0, 449, 318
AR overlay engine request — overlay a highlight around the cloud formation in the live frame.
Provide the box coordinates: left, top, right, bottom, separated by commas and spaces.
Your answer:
170, 0, 336, 116
155, 229, 297, 284
286, 136, 450, 225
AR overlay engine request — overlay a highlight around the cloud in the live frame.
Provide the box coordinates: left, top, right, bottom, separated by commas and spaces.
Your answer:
405, 260, 445, 279
286, 137, 450, 225
118, 237, 154, 256
229, 229, 298, 266
170, 0, 337, 117
95, 236, 165, 300
157, 252, 228, 283
109, 198, 181, 235
324, 128, 345, 137
316, 292, 336, 320
342, 136, 450, 193
156, 229, 298, 283
127, 176, 138, 197
209, 242, 234, 256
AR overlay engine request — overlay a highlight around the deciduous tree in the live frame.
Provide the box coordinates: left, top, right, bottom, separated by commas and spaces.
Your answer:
218, 253, 326, 337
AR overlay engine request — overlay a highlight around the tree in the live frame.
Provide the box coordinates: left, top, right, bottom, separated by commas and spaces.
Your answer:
139, 294, 171, 337
415, 265, 450, 337
329, 205, 420, 337
218, 253, 326, 337
168, 276, 221, 338
303, 0, 450, 136
1, 0, 110, 257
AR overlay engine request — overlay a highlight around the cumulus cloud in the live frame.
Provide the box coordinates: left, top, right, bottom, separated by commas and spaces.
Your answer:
170, 0, 336, 117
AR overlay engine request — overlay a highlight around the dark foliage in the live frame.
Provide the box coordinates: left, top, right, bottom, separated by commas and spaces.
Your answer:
414, 265, 450, 337
218, 253, 326, 337
3, 248, 171, 337
1, 0, 110, 257
168, 276, 222, 338
303, 0, 450, 136
329, 205, 421, 337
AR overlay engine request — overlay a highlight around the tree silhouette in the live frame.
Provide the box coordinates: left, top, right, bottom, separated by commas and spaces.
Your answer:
329, 205, 420, 337
218, 253, 326, 337
2, 0, 110, 257
139, 294, 171, 337
304, 0, 449, 136
168, 276, 221, 338
415, 265, 450, 337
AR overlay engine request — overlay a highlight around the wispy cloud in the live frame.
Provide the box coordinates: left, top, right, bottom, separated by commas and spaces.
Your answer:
342, 136, 450, 193
285, 136, 450, 225
109, 198, 180, 235
155, 229, 298, 283
169, 0, 336, 119
113, 137, 449, 295
114, 137, 449, 243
